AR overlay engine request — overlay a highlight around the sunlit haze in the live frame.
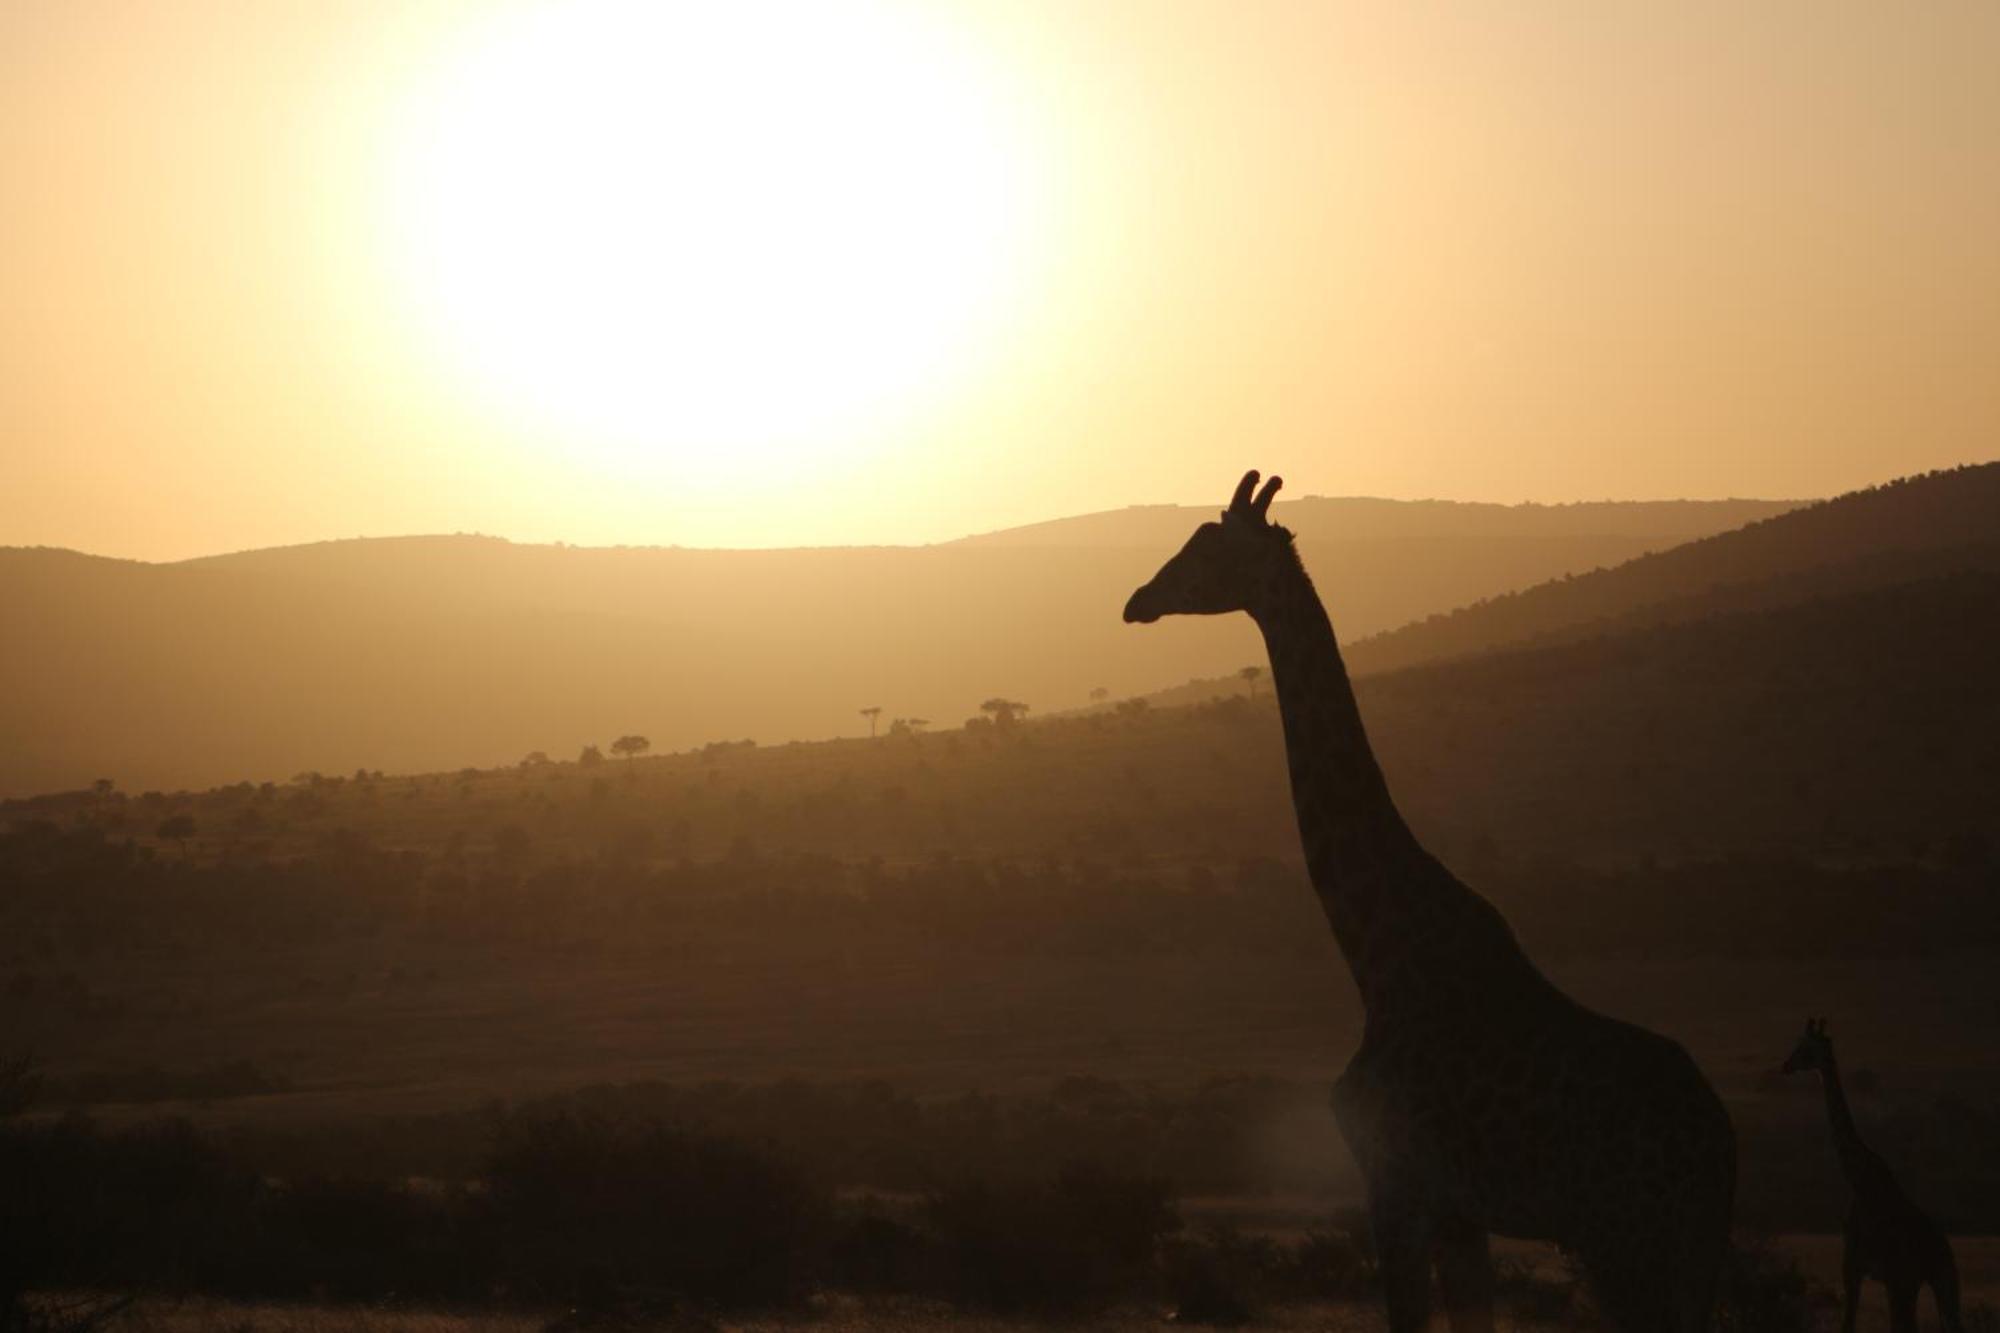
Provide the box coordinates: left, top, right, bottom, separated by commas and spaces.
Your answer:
3, 1, 1996, 560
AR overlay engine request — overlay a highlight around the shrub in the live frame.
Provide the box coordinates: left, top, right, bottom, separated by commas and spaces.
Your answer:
1160, 1225, 1274, 1325
253, 1175, 471, 1301
1275, 1213, 1377, 1302
482, 1112, 828, 1311
926, 1163, 1177, 1315
1491, 1253, 1583, 1324
826, 1200, 934, 1294
1714, 1235, 1823, 1333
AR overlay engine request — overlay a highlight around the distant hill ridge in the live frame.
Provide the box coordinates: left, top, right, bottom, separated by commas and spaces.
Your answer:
1138, 463, 2000, 710
1344, 463, 2000, 675
952, 495, 1797, 548
0, 493, 1792, 797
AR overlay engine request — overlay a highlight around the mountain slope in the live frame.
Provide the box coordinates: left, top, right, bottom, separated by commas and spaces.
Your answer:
1362, 569, 2000, 862
1345, 464, 2000, 675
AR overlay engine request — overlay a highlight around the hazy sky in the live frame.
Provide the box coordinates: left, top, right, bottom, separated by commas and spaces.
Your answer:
4, 1, 1996, 560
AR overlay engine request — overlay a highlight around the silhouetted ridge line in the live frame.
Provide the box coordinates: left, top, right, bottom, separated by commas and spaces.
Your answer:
1346, 463, 2000, 674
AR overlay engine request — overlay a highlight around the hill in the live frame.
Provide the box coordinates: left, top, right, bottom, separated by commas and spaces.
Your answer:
1345, 463, 2000, 674
0, 495, 1786, 797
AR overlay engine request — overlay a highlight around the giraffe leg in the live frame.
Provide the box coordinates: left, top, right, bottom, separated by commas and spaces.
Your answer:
1434, 1218, 1495, 1333
1888, 1282, 1920, 1333
1933, 1246, 1965, 1333
1839, 1243, 1863, 1333
1367, 1188, 1434, 1333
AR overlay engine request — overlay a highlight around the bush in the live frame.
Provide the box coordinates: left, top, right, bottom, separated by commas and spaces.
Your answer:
1160, 1225, 1274, 1324
254, 1175, 472, 1301
1491, 1253, 1582, 1324
826, 1201, 933, 1294
1714, 1235, 1824, 1333
483, 1112, 828, 1311
1277, 1214, 1377, 1302
0, 1114, 260, 1294
926, 1163, 1178, 1314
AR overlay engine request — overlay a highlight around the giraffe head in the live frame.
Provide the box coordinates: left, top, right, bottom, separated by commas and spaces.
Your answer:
1782, 1017, 1834, 1074
1123, 470, 1294, 624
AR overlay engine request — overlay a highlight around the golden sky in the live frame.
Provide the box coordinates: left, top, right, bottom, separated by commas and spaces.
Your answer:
3, 0, 1996, 561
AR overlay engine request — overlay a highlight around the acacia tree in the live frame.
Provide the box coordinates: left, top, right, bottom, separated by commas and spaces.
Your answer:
1238, 665, 1264, 698
860, 707, 883, 738
980, 698, 1030, 728
611, 735, 651, 761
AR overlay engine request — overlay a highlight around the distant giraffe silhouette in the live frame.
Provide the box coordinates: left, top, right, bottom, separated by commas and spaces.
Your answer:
1783, 1019, 1963, 1333
1125, 471, 1735, 1332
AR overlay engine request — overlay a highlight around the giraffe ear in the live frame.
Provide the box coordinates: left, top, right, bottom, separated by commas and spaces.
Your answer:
1252, 475, 1282, 519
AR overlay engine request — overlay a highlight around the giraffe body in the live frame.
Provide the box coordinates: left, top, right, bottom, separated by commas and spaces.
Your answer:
1784, 1020, 1964, 1333
1126, 472, 1735, 1332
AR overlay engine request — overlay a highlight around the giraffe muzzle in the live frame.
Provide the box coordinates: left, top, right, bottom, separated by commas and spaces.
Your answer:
1123, 586, 1162, 624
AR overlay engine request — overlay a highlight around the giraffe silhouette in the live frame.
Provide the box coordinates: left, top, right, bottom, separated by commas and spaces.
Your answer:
1783, 1019, 1963, 1333
1124, 471, 1736, 1332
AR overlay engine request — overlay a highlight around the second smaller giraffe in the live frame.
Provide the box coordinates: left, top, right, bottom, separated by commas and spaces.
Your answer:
1783, 1019, 1964, 1333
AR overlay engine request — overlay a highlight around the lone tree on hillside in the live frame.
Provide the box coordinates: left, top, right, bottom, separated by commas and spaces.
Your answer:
1238, 665, 1264, 698
156, 813, 196, 856
611, 735, 651, 761
980, 698, 1030, 728
860, 707, 883, 738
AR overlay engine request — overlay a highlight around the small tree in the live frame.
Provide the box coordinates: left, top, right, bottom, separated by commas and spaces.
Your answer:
156, 813, 196, 856
1238, 665, 1264, 698
611, 734, 651, 761
1089, 687, 1109, 704
980, 698, 1030, 728
521, 750, 551, 768
860, 707, 883, 739
91, 777, 115, 800
579, 744, 605, 767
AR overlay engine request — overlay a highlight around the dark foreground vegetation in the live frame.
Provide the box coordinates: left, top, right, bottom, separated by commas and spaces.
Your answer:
3, 1095, 1839, 1331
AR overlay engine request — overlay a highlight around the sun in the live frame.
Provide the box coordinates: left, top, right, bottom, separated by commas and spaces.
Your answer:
379, 0, 1047, 484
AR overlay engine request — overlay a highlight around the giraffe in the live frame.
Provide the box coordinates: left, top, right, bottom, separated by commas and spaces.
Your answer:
1124, 471, 1736, 1332
1782, 1019, 1964, 1333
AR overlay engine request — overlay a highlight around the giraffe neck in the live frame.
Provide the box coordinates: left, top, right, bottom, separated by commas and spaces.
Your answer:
1250, 552, 1430, 998
1817, 1052, 1872, 1183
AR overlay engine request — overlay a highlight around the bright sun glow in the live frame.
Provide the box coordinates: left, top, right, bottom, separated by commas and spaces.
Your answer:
382, 0, 1047, 482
